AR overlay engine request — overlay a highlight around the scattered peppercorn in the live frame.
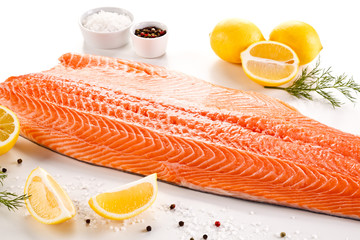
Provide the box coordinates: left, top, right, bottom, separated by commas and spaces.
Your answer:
280, 232, 286, 238
17, 158, 22, 164
135, 26, 167, 38
214, 221, 221, 227
2, 168, 7, 173
146, 225, 152, 232
85, 219, 91, 224
203, 234, 208, 239
178, 221, 184, 227
170, 204, 176, 210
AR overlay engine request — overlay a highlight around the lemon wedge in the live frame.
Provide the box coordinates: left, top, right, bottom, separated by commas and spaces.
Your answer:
24, 167, 76, 224
240, 41, 300, 86
89, 173, 157, 220
0, 105, 20, 155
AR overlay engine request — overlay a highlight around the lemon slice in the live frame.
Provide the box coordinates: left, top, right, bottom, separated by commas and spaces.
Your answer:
240, 41, 300, 86
0, 105, 20, 155
24, 167, 76, 224
89, 173, 157, 220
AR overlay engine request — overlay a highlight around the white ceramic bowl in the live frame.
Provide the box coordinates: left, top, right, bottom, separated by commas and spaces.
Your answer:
130, 21, 169, 58
79, 7, 134, 49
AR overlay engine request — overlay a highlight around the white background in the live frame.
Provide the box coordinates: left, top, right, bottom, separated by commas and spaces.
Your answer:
0, 0, 360, 239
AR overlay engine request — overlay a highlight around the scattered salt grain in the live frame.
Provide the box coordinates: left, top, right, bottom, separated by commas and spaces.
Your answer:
82, 10, 132, 33
311, 234, 318, 239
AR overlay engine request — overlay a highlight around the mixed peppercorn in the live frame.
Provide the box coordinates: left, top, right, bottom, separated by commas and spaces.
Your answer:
135, 26, 166, 38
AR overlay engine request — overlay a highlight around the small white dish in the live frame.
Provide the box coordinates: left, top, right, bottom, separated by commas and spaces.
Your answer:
79, 7, 134, 49
130, 21, 169, 58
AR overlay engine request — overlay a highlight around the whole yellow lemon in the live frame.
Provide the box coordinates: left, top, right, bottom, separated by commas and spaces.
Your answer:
269, 20, 322, 65
210, 18, 265, 64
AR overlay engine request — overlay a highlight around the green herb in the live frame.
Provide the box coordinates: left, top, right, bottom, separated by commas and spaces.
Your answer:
0, 172, 29, 211
265, 59, 360, 108
0, 173, 6, 184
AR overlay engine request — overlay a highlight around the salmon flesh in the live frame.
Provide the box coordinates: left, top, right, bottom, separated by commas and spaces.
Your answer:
1, 53, 360, 219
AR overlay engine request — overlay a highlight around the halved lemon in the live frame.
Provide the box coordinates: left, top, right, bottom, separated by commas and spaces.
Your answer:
0, 105, 20, 155
240, 41, 300, 86
88, 173, 157, 220
24, 167, 76, 224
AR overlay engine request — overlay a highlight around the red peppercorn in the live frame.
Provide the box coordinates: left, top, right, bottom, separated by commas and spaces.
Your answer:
215, 221, 221, 227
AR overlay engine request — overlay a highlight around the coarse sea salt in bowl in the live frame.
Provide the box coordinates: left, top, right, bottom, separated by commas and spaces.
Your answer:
79, 7, 134, 49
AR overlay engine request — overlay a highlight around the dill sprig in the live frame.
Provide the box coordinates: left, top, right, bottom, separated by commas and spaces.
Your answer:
265, 59, 360, 107
0, 172, 29, 211
0, 173, 6, 185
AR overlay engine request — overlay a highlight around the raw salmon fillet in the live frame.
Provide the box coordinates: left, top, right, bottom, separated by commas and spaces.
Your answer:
1, 53, 360, 219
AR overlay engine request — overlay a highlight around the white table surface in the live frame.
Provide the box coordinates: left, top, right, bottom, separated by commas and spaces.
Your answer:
0, 0, 360, 239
